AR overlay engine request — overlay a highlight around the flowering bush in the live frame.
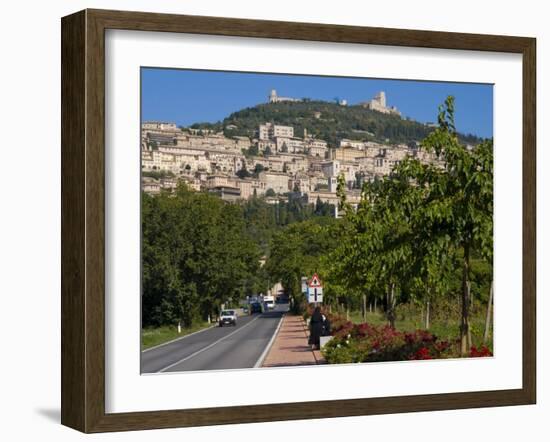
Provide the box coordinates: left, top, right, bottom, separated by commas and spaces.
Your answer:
469, 345, 493, 357
412, 347, 432, 360
321, 334, 371, 364
322, 321, 454, 364
305, 306, 491, 364
332, 319, 355, 338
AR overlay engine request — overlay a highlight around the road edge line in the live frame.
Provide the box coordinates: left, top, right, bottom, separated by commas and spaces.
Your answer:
157, 315, 262, 373
141, 324, 217, 353
254, 313, 285, 368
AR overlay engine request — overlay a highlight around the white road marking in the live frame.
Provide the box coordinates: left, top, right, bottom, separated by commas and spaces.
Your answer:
157, 315, 262, 373
253, 314, 285, 368
141, 324, 216, 353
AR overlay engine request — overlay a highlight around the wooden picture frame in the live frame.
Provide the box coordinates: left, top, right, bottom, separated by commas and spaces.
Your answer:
61, 8, 536, 433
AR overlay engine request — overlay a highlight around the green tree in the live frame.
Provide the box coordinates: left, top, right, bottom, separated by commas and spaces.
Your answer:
236, 164, 251, 179
253, 163, 265, 176
142, 184, 265, 327
247, 145, 259, 157
340, 175, 414, 327
328, 97, 493, 345
419, 97, 493, 354
265, 220, 339, 312
314, 197, 333, 217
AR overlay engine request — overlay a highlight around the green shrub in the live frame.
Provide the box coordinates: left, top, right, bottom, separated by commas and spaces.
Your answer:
322, 337, 370, 364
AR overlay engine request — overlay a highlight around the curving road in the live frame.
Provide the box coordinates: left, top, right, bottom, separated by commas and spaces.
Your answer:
141, 303, 288, 373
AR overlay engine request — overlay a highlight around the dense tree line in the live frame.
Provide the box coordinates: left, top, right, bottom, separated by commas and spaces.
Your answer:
142, 186, 266, 327
142, 187, 336, 327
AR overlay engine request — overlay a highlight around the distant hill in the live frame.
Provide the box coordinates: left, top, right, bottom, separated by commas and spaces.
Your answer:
189, 100, 483, 147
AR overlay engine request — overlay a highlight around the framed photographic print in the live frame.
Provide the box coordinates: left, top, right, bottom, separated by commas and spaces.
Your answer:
61, 9, 536, 433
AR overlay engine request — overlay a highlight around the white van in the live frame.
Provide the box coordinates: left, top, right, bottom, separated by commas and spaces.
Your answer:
264, 295, 275, 310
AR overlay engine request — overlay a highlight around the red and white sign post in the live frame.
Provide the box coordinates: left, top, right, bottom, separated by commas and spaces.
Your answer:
307, 273, 323, 304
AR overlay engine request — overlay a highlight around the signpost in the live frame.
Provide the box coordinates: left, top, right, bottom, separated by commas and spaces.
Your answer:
306, 273, 323, 305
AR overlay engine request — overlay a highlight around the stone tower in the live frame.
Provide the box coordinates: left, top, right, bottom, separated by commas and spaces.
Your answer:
375, 91, 386, 107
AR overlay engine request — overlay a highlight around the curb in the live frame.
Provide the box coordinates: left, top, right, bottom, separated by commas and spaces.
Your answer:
255, 313, 285, 368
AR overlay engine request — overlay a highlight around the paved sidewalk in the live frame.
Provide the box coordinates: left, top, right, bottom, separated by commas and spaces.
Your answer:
262, 314, 325, 367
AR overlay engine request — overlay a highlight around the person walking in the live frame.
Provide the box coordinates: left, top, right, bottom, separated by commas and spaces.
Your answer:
309, 306, 324, 350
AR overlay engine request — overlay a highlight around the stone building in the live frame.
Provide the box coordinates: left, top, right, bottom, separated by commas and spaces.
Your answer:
208, 186, 241, 202
259, 122, 294, 140
331, 147, 366, 162
258, 139, 277, 153
141, 177, 161, 194
268, 89, 301, 104
142, 121, 178, 131
206, 174, 230, 189
360, 91, 401, 116
275, 136, 304, 153
259, 171, 290, 194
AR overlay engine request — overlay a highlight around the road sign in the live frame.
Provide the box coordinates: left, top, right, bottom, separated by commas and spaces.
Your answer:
308, 273, 322, 288
301, 276, 308, 294
306, 273, 323, 303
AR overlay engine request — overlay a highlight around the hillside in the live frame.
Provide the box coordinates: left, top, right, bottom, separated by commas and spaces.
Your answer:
189, 100, 483, 147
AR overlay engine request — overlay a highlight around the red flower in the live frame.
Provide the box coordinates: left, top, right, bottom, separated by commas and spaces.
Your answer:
411, 347, 432, 360
469, 345, 493, 357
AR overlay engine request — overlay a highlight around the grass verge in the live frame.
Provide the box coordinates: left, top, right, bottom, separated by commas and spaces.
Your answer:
141, 321, 212, 350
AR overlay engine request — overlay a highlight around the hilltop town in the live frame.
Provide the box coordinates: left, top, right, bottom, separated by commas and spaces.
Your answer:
141, 91, 445, 214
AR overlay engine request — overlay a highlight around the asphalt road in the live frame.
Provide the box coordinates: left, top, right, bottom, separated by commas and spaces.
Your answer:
141, 303, 288, 373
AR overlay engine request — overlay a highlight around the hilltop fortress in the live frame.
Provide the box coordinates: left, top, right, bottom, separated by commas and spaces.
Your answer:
268, 89, 302, 103
360, 91, 401, 116
269, 89, 399, 115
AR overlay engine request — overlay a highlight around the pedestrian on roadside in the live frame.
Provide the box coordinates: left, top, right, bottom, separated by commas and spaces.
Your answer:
309, 306, 323, 350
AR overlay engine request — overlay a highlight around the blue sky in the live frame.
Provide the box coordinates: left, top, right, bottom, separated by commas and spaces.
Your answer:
141, 68, 493, 138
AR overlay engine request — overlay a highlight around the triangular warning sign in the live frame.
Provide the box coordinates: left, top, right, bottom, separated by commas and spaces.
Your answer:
308, 273, 322, 288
